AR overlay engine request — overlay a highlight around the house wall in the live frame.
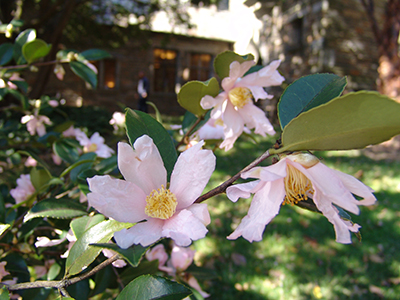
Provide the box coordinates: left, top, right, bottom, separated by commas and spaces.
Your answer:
42, 32, 233, 115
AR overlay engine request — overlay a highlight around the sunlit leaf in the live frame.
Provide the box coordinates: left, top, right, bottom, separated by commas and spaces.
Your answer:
90, 243, 148, 267
13, 29, 36, 64
30, 167, 52, 191
24, 198, 87, 222
70, 215, 105, 240
70, 61, 97, 89
278, 91, 400, 152
22, 39, 51, 64
213, 50, 254, 80
65, 220, 132, 276
177, 78, 220, 116
278, 73, 347, 129
116, 275, 192, 300
125, 108, 177, 181
0, 224, 10, 236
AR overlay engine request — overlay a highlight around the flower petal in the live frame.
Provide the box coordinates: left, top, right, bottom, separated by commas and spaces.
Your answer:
87, 175, 148, 223
227, 180, 285, 242
114, 219, 164, 248
239, 60, 285, 88
162, 209, 209, 246
222, 60, 254, 91
241, 159, 287, 182
118, 136, 166, 195
200, 93, 226, 110
186, 203, 211, 225
226, 180, 261, 202
219, 102, 244, 151
170, 141, 215, 210
238, 103, 276, 136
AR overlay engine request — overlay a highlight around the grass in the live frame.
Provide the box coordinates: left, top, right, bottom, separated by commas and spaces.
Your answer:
191, 134, 400, 300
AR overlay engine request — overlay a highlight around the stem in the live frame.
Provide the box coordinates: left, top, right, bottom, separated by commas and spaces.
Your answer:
194, 149, 273, 203
176, 116, 204, 149
4, 254, 120, 291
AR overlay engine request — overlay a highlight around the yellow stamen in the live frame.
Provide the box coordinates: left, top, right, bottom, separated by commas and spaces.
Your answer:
145, 185, 177, 219
228, 87, 253, 108
283, 164, 314, 205
85, 143, 98, 153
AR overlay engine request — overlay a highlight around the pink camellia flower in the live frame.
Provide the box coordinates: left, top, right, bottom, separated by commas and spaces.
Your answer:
87, 135, 215, 248
226, 152, 377, 244
193, 118, 225, 141
146, 244, 173, 273
75, 128, 114, 158
200, 60, 284, 151
10, 174, 35, 205
21, 114, 52, 137
170, 243, 196, 272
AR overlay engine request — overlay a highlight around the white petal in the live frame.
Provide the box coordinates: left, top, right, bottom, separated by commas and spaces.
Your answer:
162, 209, 209, 246
301, 162, 360, 214
240, 60, 285, 87
226, 180, 261, 202
312, 189, 352, 244
170, 141, 215, 210
241, 159, 287, 182
87, 175, 148, 223
227, 180, 285, 242
186, 203, 211, 225
114, 219, 164, 248
219, 102, 244, 151
118, 136, 166, 195
200, 93, 226, 110
238, 104, 276, 136
331, 169, 377, 206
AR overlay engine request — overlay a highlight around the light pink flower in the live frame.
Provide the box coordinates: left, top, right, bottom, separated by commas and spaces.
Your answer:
21, 114, 52, 137
10, 174, 35, 204
25, 156, 37, 167
226, 153, 376, 244
54, 64, 65, 80
87, 135, 215, 248
109, 112, 125, 131
200, 60, 284, 151
146, 244, 173, 273
62, 125, 78, 138
193, 118, 225, 141
170, 244, 195, 272
0, 261, 10, 281
75, 128, 114, 158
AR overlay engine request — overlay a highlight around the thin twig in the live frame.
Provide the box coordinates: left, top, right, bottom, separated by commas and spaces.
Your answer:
176, 116, 204, 149
195, 149, 272, 203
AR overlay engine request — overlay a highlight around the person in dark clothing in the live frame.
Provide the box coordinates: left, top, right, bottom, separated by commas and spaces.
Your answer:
137, 71, 149, 113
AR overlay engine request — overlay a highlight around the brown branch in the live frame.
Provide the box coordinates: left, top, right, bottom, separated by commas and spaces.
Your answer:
195, 149, 273, 203
175, 116, 204, 149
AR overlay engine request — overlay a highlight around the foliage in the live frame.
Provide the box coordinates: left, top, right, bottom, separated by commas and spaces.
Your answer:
0, 21, 400, 300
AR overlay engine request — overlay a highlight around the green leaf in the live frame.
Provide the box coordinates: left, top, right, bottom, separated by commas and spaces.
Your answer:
177, 78, 220, 116
30, 167, 52, 191
78, 49, 111, 61
9, 80, 28, 93
13, 29, 36, 64
90, 243, 148, 267
22, 39, 51, 64
213, 50, 254, 80
125, 108, 177, 181
0, 224, 10, 235
65, 220, 132, 276
120, 260, 159, 285
53, 140, 80, 164
7, 89, 29, 109
69, 153, 97, 183
278, 73, 347, 129
24, 198, 87, 222
116, 275, 192, 300
70, 215, 105, 240
47, 262, 61, 280
18, 150, 50, 171
70, 61, 97, 89
94, 155, 117, 174
0, 43, 14, 66
279, 91, 400, 152
0, 286, 10, 300
181, 110, 211, 134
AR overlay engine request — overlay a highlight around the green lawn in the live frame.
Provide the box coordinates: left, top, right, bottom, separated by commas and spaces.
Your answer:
192, 134, 400, 300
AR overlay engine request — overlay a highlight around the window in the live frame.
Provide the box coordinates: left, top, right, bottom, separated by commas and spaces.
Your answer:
188, 53, 212, 81
153, 48, 177, 93
94, 58, 118, 90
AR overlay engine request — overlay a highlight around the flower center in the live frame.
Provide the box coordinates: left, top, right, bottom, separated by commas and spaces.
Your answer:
145, 185, 178, 219
85, 143, 98, 153
228, 87, 253, 108
283, 164, 314, 205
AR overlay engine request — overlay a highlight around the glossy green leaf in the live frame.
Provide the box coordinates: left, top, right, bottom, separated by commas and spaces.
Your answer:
65, 220, 132, 276
78, 49, 111, 61
278, 74, 347, 129
70, 61, 97, 89
116, 275, 192, 300
279, 91, 400, 152
13, 29, 36, 64
47, 262, 61, 280
120, 260, 159, 285
53, 140, 80, 164
24, 198, 87, 222
30, 167, 52, 191
9, 80, 28, 93
0, 43, 13, 66
90, 243, 148, 267
213, 50, 254, 80
22, 39, 51, 64
70, 215, 105, 240
69, 153, 97, 183
0, 286, 10, 300
177, 78, 220, 116
125, 108, 177, 181
181, 110, 211, 134
0, 224, 10, 235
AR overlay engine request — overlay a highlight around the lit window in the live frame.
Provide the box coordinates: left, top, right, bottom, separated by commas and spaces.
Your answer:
153, 48, 177, 93
93, 59, 118, 90
189, 53, 212, 81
